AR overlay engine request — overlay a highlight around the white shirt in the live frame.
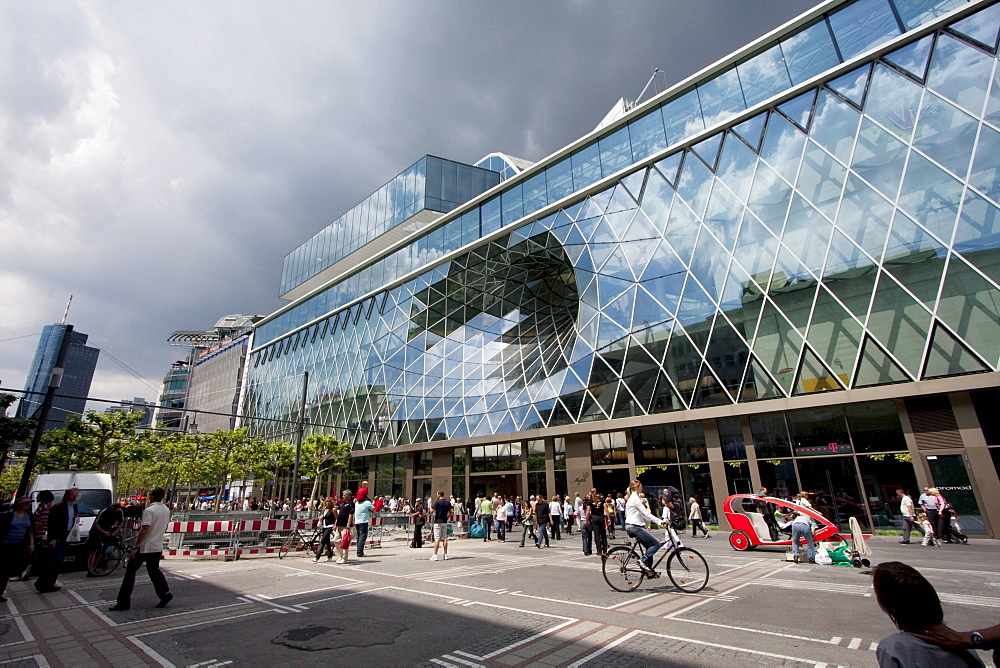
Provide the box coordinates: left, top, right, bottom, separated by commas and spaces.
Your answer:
549, 501, 562, 517
495, 503, 508, 521
139, 502, 171, 553
574, 496, 583, 513
625, 493, 659, 527
688, 501, 702, 521
899, 495, 914, 518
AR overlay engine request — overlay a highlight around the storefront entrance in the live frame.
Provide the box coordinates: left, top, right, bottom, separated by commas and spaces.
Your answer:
795, 456, 868, 531
927, 454, 986, 536
470, 474, 519, 500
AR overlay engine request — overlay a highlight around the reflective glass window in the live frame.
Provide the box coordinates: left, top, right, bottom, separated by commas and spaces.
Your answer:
749, 412, 793, 458
572, 143, 604, 193
697, 67, 746, 126
546, 158, 575, 204
852, 119, 908, 200
927, 33, 995, 115
760, 113, 807, 184
676, 421, 707, 463
662, 90, 704, 145
481, 196, 502, 236
592, 431, 628, 465
787, 405, 853, 456
599, 125, 634, 176
828, 0, 901, 62
716, 132, 758, 202
738, 43, 793, 107
913, 92, 978, 180
781, 18, 842, 86
810, 89, 862, 165
797, 143, 848, 219
895, 0, 965, 30
864, 63, 924, 142
845, 400, 907, 452
717, 417, 747, 460
970, 123, 1000, 206
948, 3, 1000, 50
501, 182, 523, 227
633, 425, 678, 464
629, 107, 668, 161
897, 150, 963, 244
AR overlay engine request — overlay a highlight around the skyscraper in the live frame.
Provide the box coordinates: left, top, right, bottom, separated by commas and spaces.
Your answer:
17, 324, 100, 432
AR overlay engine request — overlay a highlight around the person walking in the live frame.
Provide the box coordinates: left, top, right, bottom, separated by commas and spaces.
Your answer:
919, 487, 941, 538
549, 495, 562, 541
494, 496, 507, 543
110, 487, 172, 611
896, 488, 922, 544
479, 495, 494, 542
562, 496, 574, 535
534, 494, 552, 548
24, 490, 53, 582
353, 487, 373, 558
933, 489, 955, 543
430, 491, 451, 561
314, 499, 337, 561
0, 497, 35, 602
614, 493, 626, 533
35, 487, 80, 593
688, 497, 710, 538
333, 489, 355, 564
920, 512, 940, 546
585, 489, 607, 556
504, 497, 515, 534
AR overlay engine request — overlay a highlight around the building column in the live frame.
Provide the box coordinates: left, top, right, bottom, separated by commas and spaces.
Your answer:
545, 439, 556, 501
895, 399, 932, 489
431, 448, 452, 498
703, 419, 731, 531
565, 433, 592, 498
950, 393, 1000, 539
741, 417, 762, 492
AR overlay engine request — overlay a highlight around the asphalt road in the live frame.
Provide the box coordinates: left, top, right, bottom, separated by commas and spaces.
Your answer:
1, 529, 998, 667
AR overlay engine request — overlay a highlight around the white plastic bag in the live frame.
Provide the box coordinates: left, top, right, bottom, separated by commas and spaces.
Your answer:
814, 544, 833, 566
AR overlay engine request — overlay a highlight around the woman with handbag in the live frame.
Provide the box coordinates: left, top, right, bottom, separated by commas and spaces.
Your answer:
410, 499, 425, 548
333, 489, 354, 564
314, 499, 337, 561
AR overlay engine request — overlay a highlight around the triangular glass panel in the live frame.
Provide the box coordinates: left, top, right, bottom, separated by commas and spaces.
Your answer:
882, 211, 947, 308
654, 152, 683, 187
640, 238, 686, 280
693, 362, 733, 407
604, 210, 636, 240
867, 270, 933, 377
732, 212, 778, 285
606, 183, 638, 214
649, 370, 685, 413
928, 33, 994, 116
688, 228, 731, 304
579, 196, 606, 221
563, 199, 585, 222
622, 340, 661, 380
639, 268, 686, 316
864, 64, 924, 143
619, 240, 657, 280
783, 195, 832, 277
621, 208, 661, 243
612, 380, 644, 419
580, 390, 610, 422
937, 254, 1000, 368
751, 299, 803, 394
778, 89, 817, 131
596, 274, 634, 309
797, 142, 848, 221
854, 335, 910, 386
808, 90, 861, 166
793, 345, 845, 395
664, 198, 700, 266
806, 286, 863, 380
639, 169, 674, 233
913, 92, 979, 180
720, 258, 763, 315
676, 278, 717, 330
717, 132, 758, 202
924, 320, 990, 379
968, 122, 1000, 210
620, 169, 648, 203
704, 315, 751, 393
852, 119, 907, 200
589, 188, 615, 216
883, 34, 934, 82
602, 286, 637, 336
953, 190, 1000, 286
663, 327, 700, 406
947, 3, 1000, 52
732, 114, 767, 153
676, 151, 714, 218
589, 241, 618, 270
836, 174, 892, 262
827, 64, 872, 108
702, 182, 743, 250
897, 150, 963, 245
738, 355, 783, 401
760, 112, 806, 185
691, 134, 723, 171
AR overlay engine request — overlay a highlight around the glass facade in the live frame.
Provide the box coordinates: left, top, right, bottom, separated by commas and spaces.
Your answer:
17, 324, 100, 432
246, 1, 1000, 535
279, 156, 499, 297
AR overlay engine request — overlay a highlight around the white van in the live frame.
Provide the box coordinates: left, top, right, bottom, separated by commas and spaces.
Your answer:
29, 471, 115, 552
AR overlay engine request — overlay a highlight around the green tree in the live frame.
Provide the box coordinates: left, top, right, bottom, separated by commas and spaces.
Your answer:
0, 462, 26, 500
36, 410, 146, 472
198, 429, 269, 511
0, 394, 34, 474
300, 434, 352, 503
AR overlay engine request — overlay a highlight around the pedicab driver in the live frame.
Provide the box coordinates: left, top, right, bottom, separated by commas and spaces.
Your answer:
110, 487, 172, 611
624, 480, 663, 574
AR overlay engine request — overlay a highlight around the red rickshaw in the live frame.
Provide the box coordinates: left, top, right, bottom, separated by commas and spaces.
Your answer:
723, 493, 847, 551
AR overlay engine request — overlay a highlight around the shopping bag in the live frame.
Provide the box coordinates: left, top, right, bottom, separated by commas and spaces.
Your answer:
470, 522, 485, 539
339, 531, 352, 550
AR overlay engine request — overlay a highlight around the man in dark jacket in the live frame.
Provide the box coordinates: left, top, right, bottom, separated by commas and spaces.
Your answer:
34, 488, 79, 593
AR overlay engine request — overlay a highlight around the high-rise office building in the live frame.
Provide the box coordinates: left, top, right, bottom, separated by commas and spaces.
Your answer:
244, 0, 1000, 537
17, 324, 100, 431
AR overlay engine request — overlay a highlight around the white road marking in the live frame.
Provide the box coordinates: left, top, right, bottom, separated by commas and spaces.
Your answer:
128, 635, 175, 667
5, 599, 34, 641
848, 637, 862, 649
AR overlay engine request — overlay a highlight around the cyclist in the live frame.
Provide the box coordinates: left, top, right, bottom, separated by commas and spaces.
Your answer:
624, 480, 663, 575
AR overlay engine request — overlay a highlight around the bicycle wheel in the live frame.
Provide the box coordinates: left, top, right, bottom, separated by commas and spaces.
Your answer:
87, 545, 123, 576
278, 533, 298, 559
666, 547, 710, 593
602, 546, 645, 592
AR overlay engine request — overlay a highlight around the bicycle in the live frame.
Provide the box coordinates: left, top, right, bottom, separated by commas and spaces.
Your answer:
86, 519, 141, 577
278, 521, 323, 559
602, 530, 710, 593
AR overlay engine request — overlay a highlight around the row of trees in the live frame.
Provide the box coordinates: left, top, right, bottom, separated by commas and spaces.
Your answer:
0, 402, 352, 509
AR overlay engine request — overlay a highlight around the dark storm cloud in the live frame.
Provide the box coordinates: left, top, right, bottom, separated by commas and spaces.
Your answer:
0, 0, 815, 405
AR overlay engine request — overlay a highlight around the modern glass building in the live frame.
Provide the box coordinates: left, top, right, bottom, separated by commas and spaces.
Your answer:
17, 324, 99, 432
245, 0, 1000, 537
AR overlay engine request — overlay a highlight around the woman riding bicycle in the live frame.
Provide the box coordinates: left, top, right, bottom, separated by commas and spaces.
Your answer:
624, 480, 662, 574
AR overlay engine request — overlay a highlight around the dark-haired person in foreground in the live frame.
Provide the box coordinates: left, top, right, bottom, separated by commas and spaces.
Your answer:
110, 487, 172, 611
872, 561, 984, 667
